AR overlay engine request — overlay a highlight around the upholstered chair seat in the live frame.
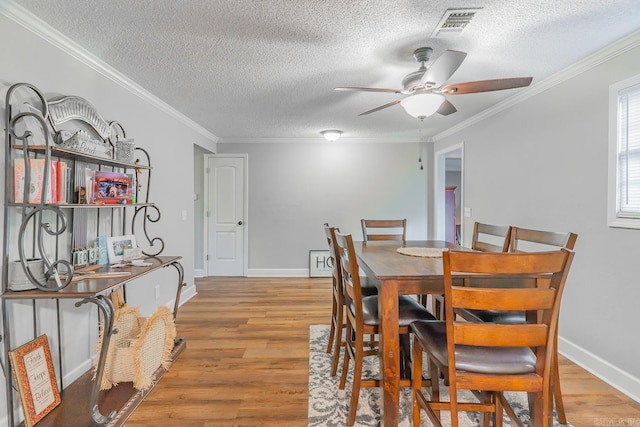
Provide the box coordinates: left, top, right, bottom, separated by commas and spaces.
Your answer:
412, 320, 536, 375
357, 295, 435, 326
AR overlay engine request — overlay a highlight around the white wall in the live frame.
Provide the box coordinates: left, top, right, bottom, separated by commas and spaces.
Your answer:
0, 10, 216, 423
216, 141, 428, 274
435, 36, 640, 400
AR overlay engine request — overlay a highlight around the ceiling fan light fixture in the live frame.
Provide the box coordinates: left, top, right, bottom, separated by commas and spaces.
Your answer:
400, 93, 445, 118
321, 130, 343, 141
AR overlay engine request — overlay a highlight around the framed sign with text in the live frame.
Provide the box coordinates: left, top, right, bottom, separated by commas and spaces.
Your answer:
309, 250, 333, 277
9, 335, 61, 426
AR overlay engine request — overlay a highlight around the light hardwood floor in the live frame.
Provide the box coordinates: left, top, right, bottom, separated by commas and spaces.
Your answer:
127, 277, 640, 426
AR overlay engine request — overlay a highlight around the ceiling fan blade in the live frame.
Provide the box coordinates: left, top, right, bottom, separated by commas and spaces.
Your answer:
441, 77, 533, 94
358, 99, 402, 116
437, 99, 457, 116
334, 86, 401, 94
420, 50, 467, 87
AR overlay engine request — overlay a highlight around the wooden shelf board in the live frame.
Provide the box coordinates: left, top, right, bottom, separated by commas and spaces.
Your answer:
13, 145, 152, 169
6, 202, 155, 209
2, 255, 182, 299
30, 338, 186, 427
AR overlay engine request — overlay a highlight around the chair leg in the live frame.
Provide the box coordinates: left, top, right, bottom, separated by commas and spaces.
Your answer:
400, 333, 412, 379
430, 359, 441, 422
553, 345, 567, 424
482, 392, 491, 426
347, 331, 365, 426
494, 392, 503, 427
412, 336, 423, 427
326, 297, 337, 354
339, 324, 352, 390
330, 302, 344, 376
531, 391, 544, 427
449, 368, 459, 427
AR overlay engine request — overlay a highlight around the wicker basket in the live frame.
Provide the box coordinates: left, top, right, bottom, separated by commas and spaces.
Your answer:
95, 305, 176, 391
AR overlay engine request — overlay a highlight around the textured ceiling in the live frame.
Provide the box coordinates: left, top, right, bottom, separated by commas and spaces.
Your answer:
10, 0, 640, 142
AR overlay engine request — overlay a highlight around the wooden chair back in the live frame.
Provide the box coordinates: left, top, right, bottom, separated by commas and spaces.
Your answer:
471, 222, 512, 252
323, 223, 343, 301
334, 231, 365, 322
360, 219, 406, 242
442, 249, 574, 421
510, 227, 577, 252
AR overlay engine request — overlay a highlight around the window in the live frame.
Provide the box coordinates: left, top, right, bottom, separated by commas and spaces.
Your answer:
608, 74, 640, 229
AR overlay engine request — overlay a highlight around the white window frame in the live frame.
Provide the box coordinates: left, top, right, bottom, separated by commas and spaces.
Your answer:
608, 73, 640, 229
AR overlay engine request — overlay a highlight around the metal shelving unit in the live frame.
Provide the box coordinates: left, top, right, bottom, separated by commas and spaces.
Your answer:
1, 83, 186, 426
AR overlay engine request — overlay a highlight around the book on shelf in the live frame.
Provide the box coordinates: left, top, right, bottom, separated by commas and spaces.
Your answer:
14, 158, 70, 204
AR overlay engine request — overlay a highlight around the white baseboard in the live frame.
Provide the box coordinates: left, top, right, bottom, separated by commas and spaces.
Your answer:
194, 269, 205, 278
559, 336, 640, 403
248, 268, 309, 277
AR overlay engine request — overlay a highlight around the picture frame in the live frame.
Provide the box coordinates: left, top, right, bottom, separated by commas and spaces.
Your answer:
106, 234, 137, 264
92, 171, 133, 205
309, 250, 333, 278
8, 335, 61, 427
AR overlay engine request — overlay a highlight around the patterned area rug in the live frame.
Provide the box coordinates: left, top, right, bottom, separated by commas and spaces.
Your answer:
308, 325, 571, 427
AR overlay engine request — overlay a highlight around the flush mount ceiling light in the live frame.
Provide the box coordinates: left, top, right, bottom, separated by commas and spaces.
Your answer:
321, 130, 343, 141
400, 93, 445, 119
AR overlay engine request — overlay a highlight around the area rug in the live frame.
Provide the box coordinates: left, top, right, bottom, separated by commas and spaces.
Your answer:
308, 325, 571, 427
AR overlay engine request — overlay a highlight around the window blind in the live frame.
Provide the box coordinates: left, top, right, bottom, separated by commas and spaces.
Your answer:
618, 83, 640, 218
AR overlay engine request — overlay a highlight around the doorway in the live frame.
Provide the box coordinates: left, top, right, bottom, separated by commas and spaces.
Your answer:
434, 143, 463, 244
204, 154, 248, 276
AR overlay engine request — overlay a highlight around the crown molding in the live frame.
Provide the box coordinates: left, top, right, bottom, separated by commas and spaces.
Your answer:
0, 1, 219, 143
219, 136, 421, 144
433, 28, 640, 141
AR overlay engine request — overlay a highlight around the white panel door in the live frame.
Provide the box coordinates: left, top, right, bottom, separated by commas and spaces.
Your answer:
206, 155, 245, 276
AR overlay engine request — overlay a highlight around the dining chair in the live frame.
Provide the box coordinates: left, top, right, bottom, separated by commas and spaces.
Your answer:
411, 249, 574, 427
334, 230, 435, 426
457, 226, 577, 425
360, 218, 407, 242
323, 223, 377, 377
433, 221, 512, 318
471, 221, 512, 253
360, 218, 431, 312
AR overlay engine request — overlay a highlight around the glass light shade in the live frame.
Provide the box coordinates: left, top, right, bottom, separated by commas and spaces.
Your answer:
321, 130, 343, 141
400, 93, 445, 118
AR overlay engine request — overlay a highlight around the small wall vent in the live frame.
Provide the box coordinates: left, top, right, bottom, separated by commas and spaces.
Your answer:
431, 8, 482, 38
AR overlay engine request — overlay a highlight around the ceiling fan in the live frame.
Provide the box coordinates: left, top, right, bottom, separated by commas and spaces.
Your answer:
335, 47, 533, 118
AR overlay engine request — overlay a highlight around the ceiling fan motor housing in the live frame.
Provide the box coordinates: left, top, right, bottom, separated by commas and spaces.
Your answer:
402, 47, 433, 91
413, 47, 433, 63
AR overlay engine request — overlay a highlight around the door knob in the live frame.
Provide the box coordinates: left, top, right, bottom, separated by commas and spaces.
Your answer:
238, 221, 243, 225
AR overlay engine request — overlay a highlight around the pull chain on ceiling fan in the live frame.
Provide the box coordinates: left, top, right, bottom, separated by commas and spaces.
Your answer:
335, 47, 533, 118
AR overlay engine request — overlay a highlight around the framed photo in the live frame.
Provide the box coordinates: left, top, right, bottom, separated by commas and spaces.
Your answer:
9, 335, 61, 427
92, 171, 133, 205
309, 250, 333, 278
107, 234, 137, 264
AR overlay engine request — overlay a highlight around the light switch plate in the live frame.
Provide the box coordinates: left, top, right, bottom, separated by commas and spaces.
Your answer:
464, 207, 472, 217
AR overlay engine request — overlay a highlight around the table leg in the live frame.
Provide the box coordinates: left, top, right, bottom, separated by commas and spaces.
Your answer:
378, 280, 400, 426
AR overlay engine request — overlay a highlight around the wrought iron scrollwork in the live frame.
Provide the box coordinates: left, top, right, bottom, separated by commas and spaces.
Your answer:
74, 295, 117, 425
130, 147, 165, 256
6, 83, 75, 290
18, 206, 73, 291
165, 261, 186, 319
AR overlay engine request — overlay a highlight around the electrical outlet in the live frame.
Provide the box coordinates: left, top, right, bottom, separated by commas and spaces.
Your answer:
155, 285, 160, 299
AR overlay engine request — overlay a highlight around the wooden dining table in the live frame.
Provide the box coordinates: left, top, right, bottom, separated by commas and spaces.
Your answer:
354, 239, 464, 426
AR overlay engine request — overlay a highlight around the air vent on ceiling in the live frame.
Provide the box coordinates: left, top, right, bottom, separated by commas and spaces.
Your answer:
431, 8, 482, 38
